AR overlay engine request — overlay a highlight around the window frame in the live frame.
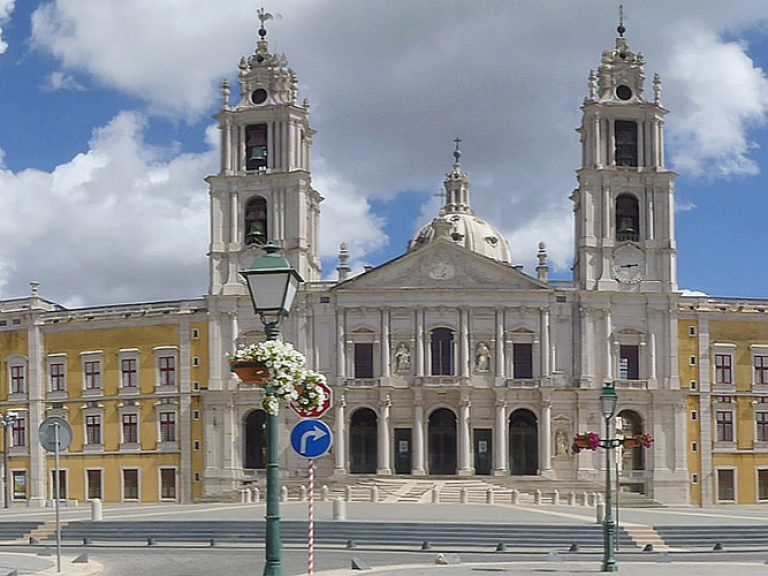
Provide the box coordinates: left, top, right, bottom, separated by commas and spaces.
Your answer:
153, 347, 179, 391
47, 355, 67, 394
715, 409, 735, 443
716, 467, 737, 503
159, 467, 178, 501
122, 468, 140, 502
80, 351, 104, 393
11, 416, 26, 448
430, 327, 455, 376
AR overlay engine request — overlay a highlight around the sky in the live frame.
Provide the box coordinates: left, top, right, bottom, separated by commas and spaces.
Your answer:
2, 1, 768, 306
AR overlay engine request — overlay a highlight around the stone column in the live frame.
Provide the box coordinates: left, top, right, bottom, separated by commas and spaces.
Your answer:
460, 309, 470, 378
412, 391, 426, 475
377, 396, 392, 475
540, 308, 550, 381
336, 309, 346, 379
540, 400, 552, 472
458, 394, 472, 475
648, 332, 657, 385
380, 309, 391, 378
334, 395, 347, 475
493, 398, 508, 475
415, 309, 425, 377
495, 308, 505, 378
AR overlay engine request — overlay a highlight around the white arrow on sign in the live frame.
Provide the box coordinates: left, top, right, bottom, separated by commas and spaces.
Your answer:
300, 425, 328, 454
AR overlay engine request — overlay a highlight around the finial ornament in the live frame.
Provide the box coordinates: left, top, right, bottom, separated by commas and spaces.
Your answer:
257, 7, 273, 38
617, 4, 625, 37
453, 137, 462, 165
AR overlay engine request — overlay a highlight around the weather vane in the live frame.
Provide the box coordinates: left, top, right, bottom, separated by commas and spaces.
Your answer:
257, 7, 273, 37
453, 137, 462, 164
618, 3, 625, 37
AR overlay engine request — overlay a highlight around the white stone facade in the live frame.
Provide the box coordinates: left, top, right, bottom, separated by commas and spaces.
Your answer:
202, 28, 689, 504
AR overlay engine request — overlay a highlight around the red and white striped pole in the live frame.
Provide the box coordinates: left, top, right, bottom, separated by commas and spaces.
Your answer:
308, 459, 315, 576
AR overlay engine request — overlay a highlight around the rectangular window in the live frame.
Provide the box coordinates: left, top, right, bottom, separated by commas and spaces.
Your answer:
512, 343, 533, 379
614, 120, 638, 167
716, 411, 734, 442
51, 470, 67, 500
619, 345, 640, 380
87, 469, 102, 500
245, 124, 268, 171
12, 471, 26, 500
160, 468, 176, 500
50, 363, 65, 392
354, 343, 374, 378
715, 354, 733, 385
158, 356, 176, 387
759, 470, 768, 501
160, 412, 176, 442
123, 469, 139, 500
756, 355, 768, 385
430, 329, 454, 376
121, 358, 138, 388
11, 418, 25, 447
122, 414, 138, 444
10, 365, 25, 394
84, 361, 101, 389
717, 469, 735, 501
86, 415, 102, 445
758, 412, 768, 442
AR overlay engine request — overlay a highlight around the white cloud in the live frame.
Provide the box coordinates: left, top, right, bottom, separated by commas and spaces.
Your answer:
502, 209, 574, 275
665, 28, 768, 177
0, 112, 215, 305
0, 0, 14, 54
675, 200, 698, 213
45, 71, 84, 91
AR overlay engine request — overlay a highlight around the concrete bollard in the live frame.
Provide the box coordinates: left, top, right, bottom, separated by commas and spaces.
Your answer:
534, 489, 542, 505
252, 487, 260, 504
345, 486, 353, 502
595, 501, 605, 524
591, 492, 599, 507
333, 497, 346, 520
512, 489, 520, 505
299, 485, 307, 501
552, 490, 559, 505
582, 492, 589, 506
240, 489, 248, 504
244, 489, 253, 503
321, 485, 329, 502
91, 498, 102, 521
486, 488, 494, 505
568, 491, 576, 506
460, 488, 468, 504
431, 486, 439, 504
370, 486, 379, 503
280, 486, 288, 502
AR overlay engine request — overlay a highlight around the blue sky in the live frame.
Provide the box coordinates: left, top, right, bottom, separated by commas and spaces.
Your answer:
3, 1, 768, 305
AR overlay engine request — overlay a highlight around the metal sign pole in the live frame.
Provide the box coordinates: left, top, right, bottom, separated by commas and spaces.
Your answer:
308, 459, 314, 576
54, 421, 62, 573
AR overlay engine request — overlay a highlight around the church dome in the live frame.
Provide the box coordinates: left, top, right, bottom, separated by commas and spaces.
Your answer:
408, 143, 512, 264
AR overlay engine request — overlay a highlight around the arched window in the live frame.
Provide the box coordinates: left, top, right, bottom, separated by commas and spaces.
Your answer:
615, 194, 639, 242
244, 196, 268, 245
614, 120, 638, 167
245, 124, 268, 171
431, 328, 454, 376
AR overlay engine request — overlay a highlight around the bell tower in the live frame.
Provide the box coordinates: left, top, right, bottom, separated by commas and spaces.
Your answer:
207, 16, 322, 298
572, 23, 676, 293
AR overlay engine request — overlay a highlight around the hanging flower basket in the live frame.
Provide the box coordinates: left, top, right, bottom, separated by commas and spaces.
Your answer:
228, 341, 327, 416
571, 432, 601, 453
230, 361, 269, 385
622, 437, 641, 449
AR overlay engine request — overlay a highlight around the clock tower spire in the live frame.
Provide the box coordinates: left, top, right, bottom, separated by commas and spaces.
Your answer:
572, 24, 676, 292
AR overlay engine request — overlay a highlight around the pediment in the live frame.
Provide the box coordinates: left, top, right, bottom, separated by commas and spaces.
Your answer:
334, 239, 549, 292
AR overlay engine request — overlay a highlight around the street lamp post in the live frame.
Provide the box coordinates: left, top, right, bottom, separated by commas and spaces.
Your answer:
0, 411, 18, 509
599, 384, 619, 573
240, 242, 303, 576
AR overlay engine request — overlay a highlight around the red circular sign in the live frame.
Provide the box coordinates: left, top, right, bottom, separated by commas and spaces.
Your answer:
291, 380, 333, 419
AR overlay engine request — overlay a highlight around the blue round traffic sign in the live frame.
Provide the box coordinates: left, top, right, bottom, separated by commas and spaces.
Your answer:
290, 419, 333, 459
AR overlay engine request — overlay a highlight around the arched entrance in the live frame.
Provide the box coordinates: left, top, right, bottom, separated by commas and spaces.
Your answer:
617, 410, 645, 471
428, 408, 457, 475
509, 409, 538, 475
244, 409, 268, 469
350, 408, 378, 474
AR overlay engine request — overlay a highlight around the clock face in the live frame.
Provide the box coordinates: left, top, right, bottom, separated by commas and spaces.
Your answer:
612, 244, 645, 283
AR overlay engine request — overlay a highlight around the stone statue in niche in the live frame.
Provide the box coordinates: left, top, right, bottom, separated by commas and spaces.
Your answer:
474, 342, 491, 372
394, 343, 411, 373
555, 429, 570, 457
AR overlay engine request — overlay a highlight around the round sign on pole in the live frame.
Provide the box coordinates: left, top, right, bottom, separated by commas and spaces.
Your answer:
38, 417, 73, 452
290, 419, 333, 459
291, 380, 333, 419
